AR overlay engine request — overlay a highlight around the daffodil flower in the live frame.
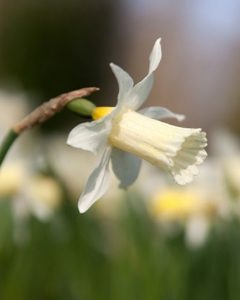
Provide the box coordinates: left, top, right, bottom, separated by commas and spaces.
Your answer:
67, 38, 207, 213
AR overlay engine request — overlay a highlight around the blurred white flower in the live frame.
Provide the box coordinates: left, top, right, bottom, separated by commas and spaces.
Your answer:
208, 129, 240, 216
148, 186, 216, 248
0, 90, 63, 222
225, 157, 240, 194
210, 128, 240, 157
23, 175, 63, 221
67, 38, 207, 213
0, 90, 29, 132
0, 162, 63, 222
185, 216, 210, 249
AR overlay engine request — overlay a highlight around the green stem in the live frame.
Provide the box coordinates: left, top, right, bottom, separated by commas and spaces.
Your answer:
0, 93, 97, 169
0, 130, 19, 167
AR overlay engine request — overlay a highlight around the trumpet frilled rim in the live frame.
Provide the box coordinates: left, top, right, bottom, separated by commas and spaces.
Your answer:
169, 129, 207, 185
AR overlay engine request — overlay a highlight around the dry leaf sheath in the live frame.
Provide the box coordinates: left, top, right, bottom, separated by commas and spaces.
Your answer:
13, 87, 99, 134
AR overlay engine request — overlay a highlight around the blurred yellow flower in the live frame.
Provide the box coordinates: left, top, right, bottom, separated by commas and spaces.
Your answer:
25, 175, 62, 220
150, 187, 215, 221
28, 176, 62, 208
0, 163, 25, 198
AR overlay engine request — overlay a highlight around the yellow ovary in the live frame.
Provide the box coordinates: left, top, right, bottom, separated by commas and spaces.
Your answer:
92, 107, 114, 120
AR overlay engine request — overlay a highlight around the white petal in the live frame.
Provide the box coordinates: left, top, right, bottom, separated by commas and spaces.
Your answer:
148, 38, 162, 74
111, 148, 141, 188
67, 117, 111, 154
126, 39, 162, 110
110, 63, 134, 106
127, 74, 154, 111
78, 147, 112, 213
139, 106, 185, 121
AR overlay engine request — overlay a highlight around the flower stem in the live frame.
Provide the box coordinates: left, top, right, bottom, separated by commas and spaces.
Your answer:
0, 130, 19, 167
0, 87, 99, 168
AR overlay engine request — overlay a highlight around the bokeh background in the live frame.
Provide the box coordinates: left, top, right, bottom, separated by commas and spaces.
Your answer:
1, 0, 240, 299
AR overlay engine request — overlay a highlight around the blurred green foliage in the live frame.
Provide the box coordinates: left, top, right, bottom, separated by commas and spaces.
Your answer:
1, 194, 240, 300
